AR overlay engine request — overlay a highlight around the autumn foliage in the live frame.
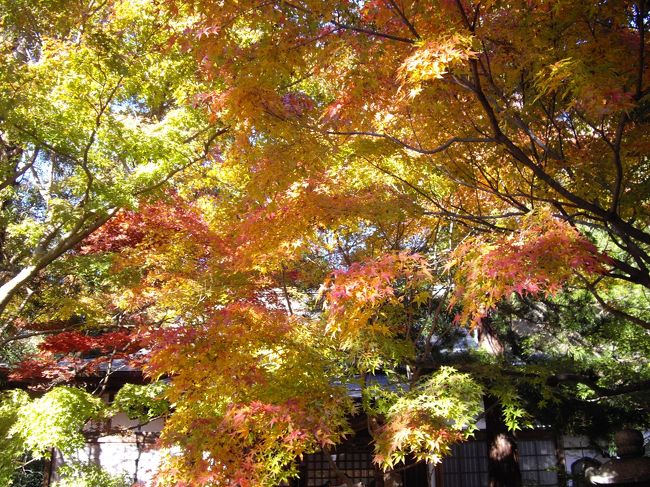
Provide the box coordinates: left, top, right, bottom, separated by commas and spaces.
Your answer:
447, 211, 613, 324
1, 0, 650, 486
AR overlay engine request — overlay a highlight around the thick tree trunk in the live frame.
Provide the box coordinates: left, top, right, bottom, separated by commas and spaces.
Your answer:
478, 319, 523, 487
484, 395, 523, 487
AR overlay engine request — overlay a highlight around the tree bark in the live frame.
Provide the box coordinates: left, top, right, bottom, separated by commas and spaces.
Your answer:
0, 209, 116, 319
478, 319, 523, 487
0, 264, 38, 314
484, 394, 523, 487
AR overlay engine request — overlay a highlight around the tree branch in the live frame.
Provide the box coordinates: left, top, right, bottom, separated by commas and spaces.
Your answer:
328, 19, 416, 44
323, 129, 493, 155
384, 0, 420, 39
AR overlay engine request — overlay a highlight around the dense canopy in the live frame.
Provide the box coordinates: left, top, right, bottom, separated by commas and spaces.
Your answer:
0, 0, 649, 486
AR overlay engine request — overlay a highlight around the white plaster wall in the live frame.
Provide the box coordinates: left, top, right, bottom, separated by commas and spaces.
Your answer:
51, 436, 162, 486
51, 412, 165, 486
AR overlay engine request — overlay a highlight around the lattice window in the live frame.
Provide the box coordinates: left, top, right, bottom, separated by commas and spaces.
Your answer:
440, 441, 489, 487
301, 450, 376, 486
519, 439, 558, 486
440, 437, 558, 487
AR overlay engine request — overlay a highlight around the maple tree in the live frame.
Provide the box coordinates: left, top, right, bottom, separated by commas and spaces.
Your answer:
0, 0, 224, 351
1, 0, 650, 486
155, 0, 648, 485
0, 0, 222, 482
170, 0, 650, 325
